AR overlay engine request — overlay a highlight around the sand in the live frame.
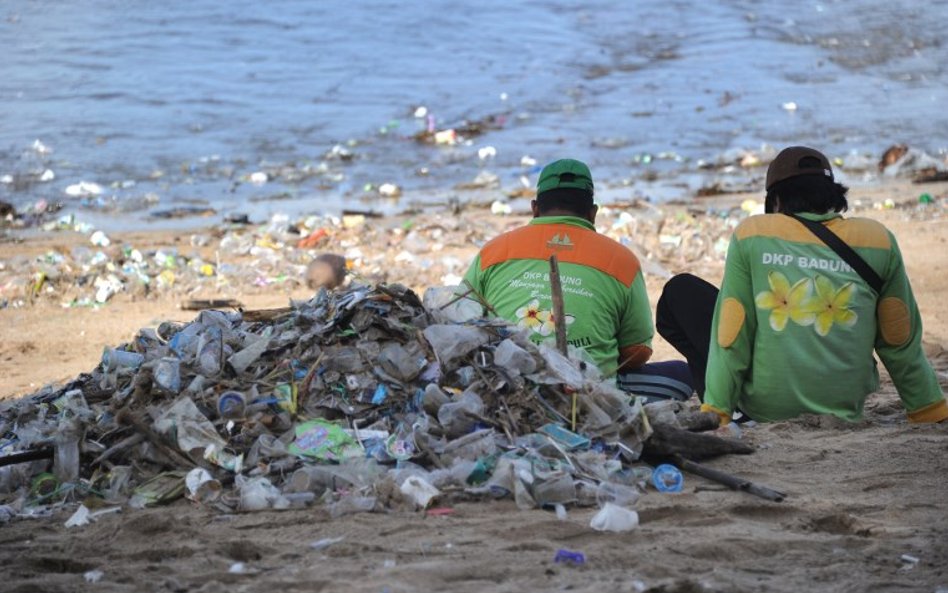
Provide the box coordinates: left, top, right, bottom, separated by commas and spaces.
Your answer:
0, 181, 946, 593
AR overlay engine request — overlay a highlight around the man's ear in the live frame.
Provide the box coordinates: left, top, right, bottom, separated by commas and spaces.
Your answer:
587, 204, 599, 223
531, 200, 540, 217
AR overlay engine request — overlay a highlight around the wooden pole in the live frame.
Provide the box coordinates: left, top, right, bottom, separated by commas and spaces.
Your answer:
548, 255, 577, 429
672, 454, 786, 502
548, 255, 568, 356
0, 447, 53, 468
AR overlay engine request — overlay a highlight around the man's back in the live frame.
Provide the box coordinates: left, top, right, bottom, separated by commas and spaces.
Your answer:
463, 215, 653, 375
706, 211, 943, 421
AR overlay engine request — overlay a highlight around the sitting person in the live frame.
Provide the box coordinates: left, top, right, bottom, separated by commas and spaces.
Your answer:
656, 146, 947, 424
461, 158, 693, 401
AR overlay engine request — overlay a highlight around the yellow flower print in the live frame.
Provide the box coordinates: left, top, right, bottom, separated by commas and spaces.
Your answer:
807, 275, 858, 336
536, 310, 575, 337
515, 300, 574, 337
515, 300, 545, 332
755, 271, 815, 332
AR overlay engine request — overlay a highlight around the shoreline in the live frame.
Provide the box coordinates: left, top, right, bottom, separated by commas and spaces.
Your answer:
0, 178, 946, 593
2, 178, 945, 400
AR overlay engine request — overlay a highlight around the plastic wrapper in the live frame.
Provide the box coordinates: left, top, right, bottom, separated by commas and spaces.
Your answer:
237, 475, 289, 511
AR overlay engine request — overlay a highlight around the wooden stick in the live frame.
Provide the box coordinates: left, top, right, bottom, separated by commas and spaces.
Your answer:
0, 447, 53, 468
548, 255, 568, 356
180, 298, 244, 311
672, 454, 786, 502
459, 279, 498, 316
548, 255, 577, 430
116, 409, 196, 469
91, 433, 145, 467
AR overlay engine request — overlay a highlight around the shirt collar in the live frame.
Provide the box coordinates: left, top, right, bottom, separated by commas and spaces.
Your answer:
793, 211, 843, 222
529, 215, 596, 231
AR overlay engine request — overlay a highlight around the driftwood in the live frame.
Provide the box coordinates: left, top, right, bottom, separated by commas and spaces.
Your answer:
240, 307, 294, 322
675, 410, 721, 432
643, 422, 754, 461
180, 298, 244, 311
914, 170, 948, 184
673, 455, 786, 502
639, 414, 786, 502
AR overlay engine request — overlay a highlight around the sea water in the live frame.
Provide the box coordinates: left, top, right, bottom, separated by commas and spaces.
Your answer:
1, 0, 946, 230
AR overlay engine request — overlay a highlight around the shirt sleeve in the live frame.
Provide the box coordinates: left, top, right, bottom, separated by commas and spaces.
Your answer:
460, 253, 490, 314
704, 233, 757, 417
874, 232, 948, 422
616, 269, 654, 370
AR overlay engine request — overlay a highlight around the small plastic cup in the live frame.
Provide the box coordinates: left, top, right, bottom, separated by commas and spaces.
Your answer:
217, 391, 246, 419
101, 348, 144, 372
651, 464, 684, 493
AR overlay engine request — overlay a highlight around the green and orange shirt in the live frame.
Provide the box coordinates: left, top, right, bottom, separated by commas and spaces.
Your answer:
703, 212, 947, 424
462, 215, 653, 376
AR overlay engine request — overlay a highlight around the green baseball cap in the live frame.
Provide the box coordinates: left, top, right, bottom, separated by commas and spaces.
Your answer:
536, 159, 594, 195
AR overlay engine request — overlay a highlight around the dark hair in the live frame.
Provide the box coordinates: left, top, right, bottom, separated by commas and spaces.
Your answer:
765, 174, 849, 215
536, 188, 594, 216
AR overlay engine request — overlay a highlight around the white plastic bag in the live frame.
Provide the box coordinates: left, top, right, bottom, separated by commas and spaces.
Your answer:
590, 502, 639, 532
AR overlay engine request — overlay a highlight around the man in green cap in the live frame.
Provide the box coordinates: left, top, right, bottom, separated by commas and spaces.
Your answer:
461, 159, 694, 400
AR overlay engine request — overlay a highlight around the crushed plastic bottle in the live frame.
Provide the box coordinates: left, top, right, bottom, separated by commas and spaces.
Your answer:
53, 419, 81, 483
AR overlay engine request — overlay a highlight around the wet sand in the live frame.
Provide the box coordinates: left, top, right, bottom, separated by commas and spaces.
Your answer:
0, 180, 947, 592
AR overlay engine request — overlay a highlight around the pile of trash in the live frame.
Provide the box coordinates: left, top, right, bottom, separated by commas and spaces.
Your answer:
0, 282, 690, 530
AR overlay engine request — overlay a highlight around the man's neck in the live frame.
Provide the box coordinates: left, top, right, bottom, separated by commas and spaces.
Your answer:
536, 209, 592, 222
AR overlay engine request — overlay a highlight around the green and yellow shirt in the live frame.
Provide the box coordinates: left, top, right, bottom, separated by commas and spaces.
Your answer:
704, 212, 947, 423
462, 215, 653, 376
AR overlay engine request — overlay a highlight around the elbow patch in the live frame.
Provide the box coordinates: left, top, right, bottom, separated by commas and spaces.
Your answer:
877, 297, 911, 346
619, 345, 653, 371
700, 403, 732, 426
907, 400, 948, 423
717, 298, 746, 348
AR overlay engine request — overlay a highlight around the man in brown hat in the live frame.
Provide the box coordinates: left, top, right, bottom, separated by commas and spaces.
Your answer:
656, 146, 947, 424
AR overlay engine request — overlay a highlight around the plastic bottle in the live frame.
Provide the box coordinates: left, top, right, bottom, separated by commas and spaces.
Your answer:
595, 481, 641, 508
53, 419, 81, 483
154, 357, 182, 393
651, 464, 684, 493
197, 327, 224, 376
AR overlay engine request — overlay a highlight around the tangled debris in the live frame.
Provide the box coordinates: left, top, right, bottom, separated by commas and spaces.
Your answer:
2, 282, 714, 527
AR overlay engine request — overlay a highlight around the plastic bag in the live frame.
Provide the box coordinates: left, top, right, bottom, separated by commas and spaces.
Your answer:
590, 502, 639, 532
423, 325, 489, 367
